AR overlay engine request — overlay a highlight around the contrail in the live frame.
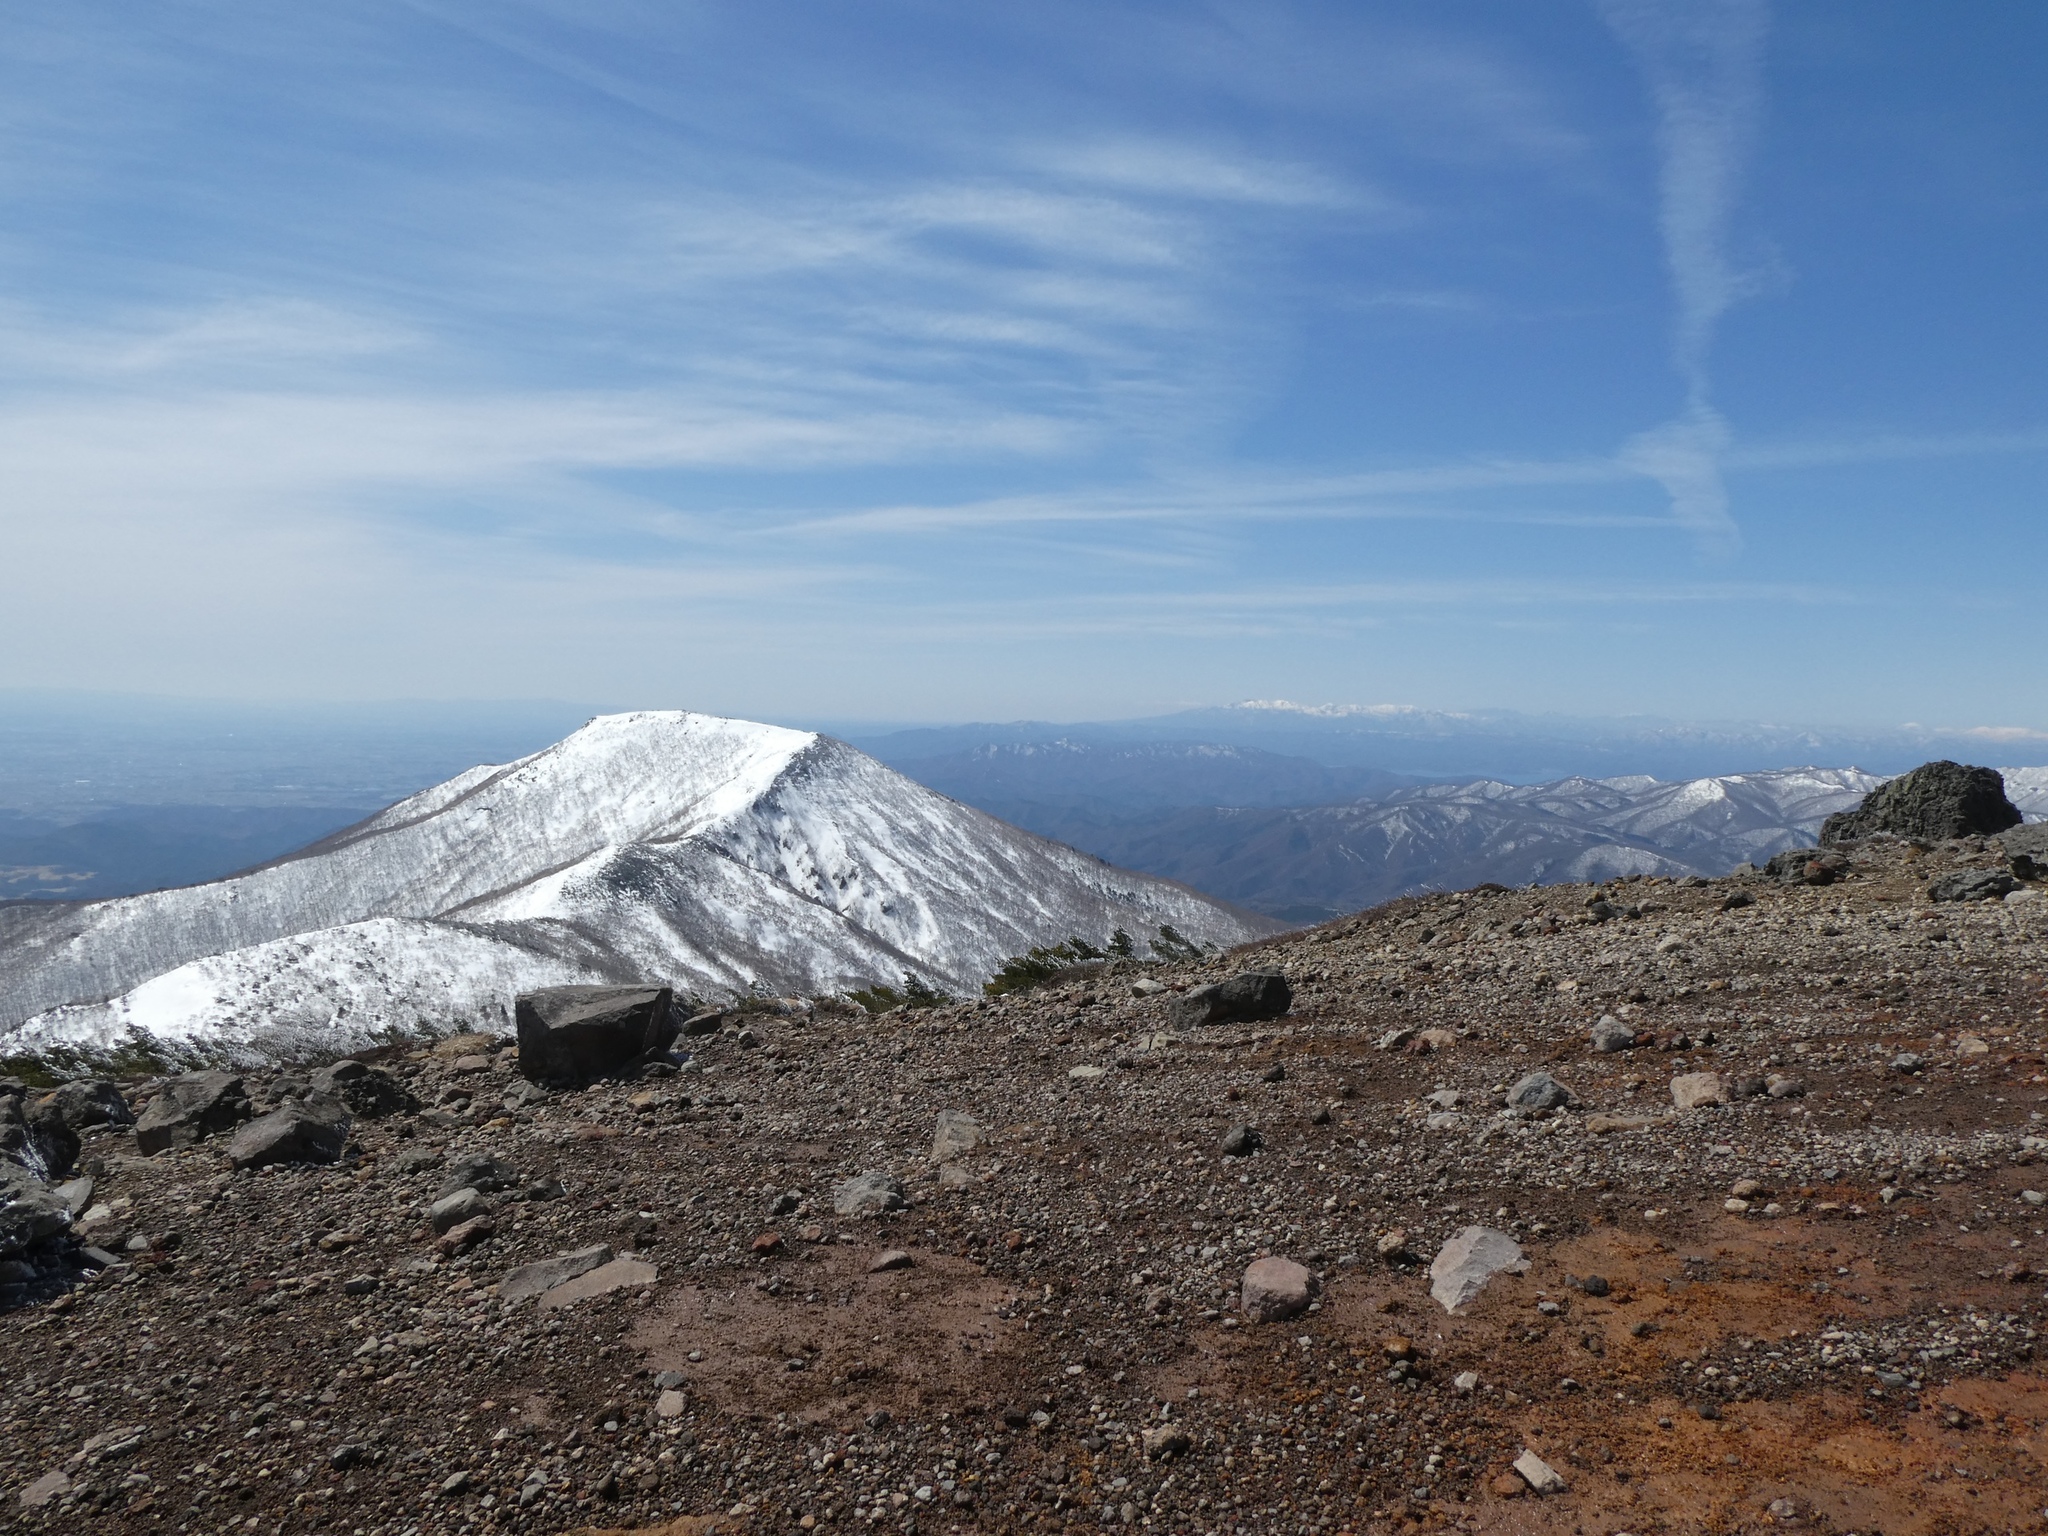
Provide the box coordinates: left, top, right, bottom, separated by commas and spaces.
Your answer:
1597, 0, 1768, 555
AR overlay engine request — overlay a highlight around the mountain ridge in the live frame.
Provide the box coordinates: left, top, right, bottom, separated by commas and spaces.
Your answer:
0, 713, 1276, 1063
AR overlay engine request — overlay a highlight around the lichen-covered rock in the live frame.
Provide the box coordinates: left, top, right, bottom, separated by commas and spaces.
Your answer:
1821, 761, 2021, 846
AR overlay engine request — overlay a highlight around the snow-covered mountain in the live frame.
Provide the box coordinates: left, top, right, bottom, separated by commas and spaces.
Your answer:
0, 712, 1277, 1063
1012, 765, 2042, 924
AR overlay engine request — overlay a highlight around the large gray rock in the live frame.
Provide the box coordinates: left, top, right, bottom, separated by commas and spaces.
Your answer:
429, 1187, 490, 1234
515, 986, 676, 1083
437, 1152, 519, 1199
309, 1060, 417, 1118
135, 1071, 252, 1155
499, 1245, 613, 1304
538, 1254, 657, 1309
38, 1079, 133, 1132
1589, 1017, 1637, 1054
1168, 971, 1292, 1029
0, 1162, 70, 1257
1506, 1072, 1573, 1112
832, 1171, 907, 1218
1821, 760, 2022, 846
1670, 1071, 1730, 1110
1929, 869, 2021, 903
1429, 1226, 1524, 1313
226, 1095, 351, 1170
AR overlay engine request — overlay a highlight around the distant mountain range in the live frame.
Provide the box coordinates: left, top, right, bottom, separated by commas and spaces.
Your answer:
0, 713, 1274, 1064
889, 743, 2048, 923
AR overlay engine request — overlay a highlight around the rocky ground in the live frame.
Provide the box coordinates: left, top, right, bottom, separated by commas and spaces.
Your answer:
4, 834, 2047, 1536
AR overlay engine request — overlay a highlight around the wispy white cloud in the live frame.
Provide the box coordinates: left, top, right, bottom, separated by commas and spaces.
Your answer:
1598, 0, 1769, 554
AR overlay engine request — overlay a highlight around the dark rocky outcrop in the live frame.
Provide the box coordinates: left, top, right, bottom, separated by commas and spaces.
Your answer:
309, 1060, 417, 1119
225, 1095, 352, 1170
514, 986, 676, 1083
1928, 869, 2021, 903
0, 1092, 78, 1181
0, 1162, 70, 1257
35, 1079, 133, 1135
1820, 761, 2022, 846
2001, 823, 2048, 881
1168, 971, 1292, 1028
134, 1070, 253, 1155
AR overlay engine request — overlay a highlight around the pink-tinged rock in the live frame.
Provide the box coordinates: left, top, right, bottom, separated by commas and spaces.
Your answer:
437, 1216, 495, 1256
539, 1255, 658, 1309
1240, 1257, 1315, 1323
1670, 1071, 1730, 1110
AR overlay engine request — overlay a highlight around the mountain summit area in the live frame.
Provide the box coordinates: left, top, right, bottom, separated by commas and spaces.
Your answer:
0, 712, 1275, 1068
1, 834, 2043, 1534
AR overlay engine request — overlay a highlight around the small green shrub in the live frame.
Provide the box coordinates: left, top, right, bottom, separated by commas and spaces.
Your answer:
848, 973, 952, 1013
983, 935, 1109, 996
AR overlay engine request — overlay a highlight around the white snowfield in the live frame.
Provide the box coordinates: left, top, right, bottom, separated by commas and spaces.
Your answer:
0, 712, 1277, 1064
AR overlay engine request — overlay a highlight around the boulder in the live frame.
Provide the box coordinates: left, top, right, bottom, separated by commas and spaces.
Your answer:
437, 1152, 519, 1199
2001, 823, 2048, 879
1670, 1071, 1730, 1110
498, 1245, 614, 1304
1506, 1072, 1573, 1112
226, 1095, 352, 1170
1429, 1226, 1523, 1313
1168, 972, 1292, 1029
135, 1071, 252, 1155
1821, 760, 2022, 846
1589, 1016, 1637, 1053
429, 1187, 491, 1234
1219, 1124, 1263, 1158
0, 1162, 70, 1257
832, 1171, 907, 1218
38, 1079, 133, 1132
515, 986, 676, 1083
0, 1095, 78, 1180
309, 1060, 417, 1118
929, 1110, 983, 1163
1240, 1257, 1315, 1322
1929, 869, 2021, 903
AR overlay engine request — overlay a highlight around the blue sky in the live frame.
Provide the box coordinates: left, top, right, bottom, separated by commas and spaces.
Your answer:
2, 1, 2044, 732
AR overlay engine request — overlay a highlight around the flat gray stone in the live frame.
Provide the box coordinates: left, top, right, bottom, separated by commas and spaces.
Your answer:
1513, 1449, 1566, 1494
539, 1255, 657, 1309
1429, 1226, 1524, 1313
1589, 1017, 1636, 1053
1670, 1071, 1730, 1110
18, 1469, 70, 1508
499, 1245, 613, 1304
930, 1110, 982, 1163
